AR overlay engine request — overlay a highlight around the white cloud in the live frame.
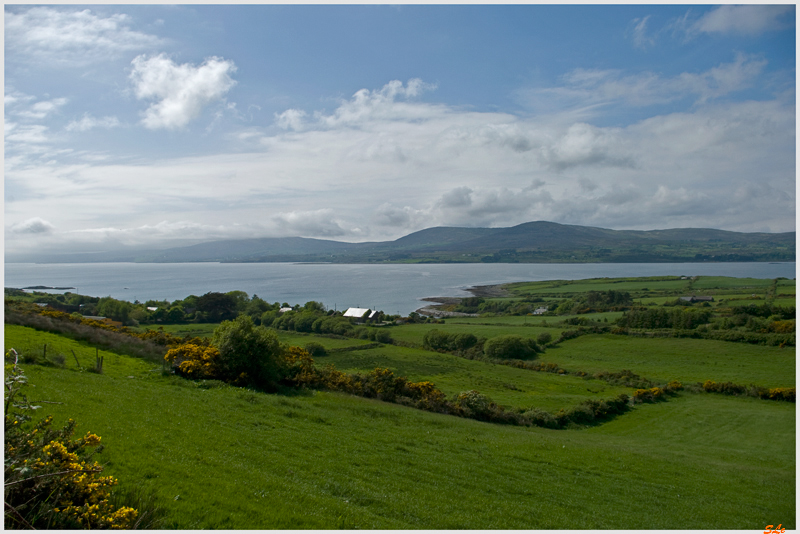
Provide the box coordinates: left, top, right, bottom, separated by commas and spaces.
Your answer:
541, 122, 633, 171
275, 109, 307, 131
630, 15, 655, 50
272, 209, 348, 237
692, 5, 793, 36
4, 123, 51, 145
65, 114, 122, 132
3, 76, 795, 256
11, 217, 55, 234
313, 78, 438, 129
18, 98, 69, 120
5, 7, 164, 65
129, 54, 238, 130
532, 54, 767, 112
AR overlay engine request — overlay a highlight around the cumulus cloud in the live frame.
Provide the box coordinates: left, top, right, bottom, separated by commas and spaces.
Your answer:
11, 217, 55, 234
309, 79, 438, 129
3, 72, 795, 257
272, 209, 348, 237
438, 187, 473, 209
4, 7, 164, 65
541, 123, 633, 171
275, 109, 307, 131
129, 54, 237, 130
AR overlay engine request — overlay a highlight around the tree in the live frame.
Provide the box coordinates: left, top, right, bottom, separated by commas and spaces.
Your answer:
212, 315, 285, 390
96, 297, 132, 324
196, 292, 238, 322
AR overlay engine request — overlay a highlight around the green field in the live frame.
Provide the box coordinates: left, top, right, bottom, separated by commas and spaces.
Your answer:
318, 343, 631, 412
8, 330, 794, 529
543, 334, 795, 387
4, 274, 795, 529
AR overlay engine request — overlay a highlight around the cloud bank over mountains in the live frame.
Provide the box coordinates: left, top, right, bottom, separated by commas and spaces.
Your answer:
4, 5, 795, 256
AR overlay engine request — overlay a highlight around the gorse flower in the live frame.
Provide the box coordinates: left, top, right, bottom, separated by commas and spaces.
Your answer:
4, 351, 139, 529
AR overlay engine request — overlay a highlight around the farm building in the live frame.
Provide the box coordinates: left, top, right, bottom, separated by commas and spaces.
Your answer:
343, 308, 379, 319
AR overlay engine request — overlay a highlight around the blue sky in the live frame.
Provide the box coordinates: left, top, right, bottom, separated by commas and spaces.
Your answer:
4, 4, 796, 257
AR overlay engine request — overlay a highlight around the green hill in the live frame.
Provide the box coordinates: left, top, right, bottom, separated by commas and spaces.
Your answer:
7, 221, 794, 263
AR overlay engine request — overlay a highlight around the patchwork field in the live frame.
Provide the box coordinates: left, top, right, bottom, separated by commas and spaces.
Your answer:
4, 274, 795, 529
10, 331, 795, 529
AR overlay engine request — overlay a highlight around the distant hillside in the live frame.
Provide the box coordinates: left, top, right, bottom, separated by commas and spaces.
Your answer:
9, 221, 795, 264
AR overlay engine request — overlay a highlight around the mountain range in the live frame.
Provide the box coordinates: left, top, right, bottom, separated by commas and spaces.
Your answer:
9, 221, 795, 264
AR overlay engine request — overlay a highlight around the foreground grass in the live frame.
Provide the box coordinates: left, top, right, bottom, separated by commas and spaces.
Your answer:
17, 355, 795, 529
6, 322, 795, 529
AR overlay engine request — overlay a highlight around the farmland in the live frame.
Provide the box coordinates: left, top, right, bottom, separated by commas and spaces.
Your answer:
3, 275, 795, 529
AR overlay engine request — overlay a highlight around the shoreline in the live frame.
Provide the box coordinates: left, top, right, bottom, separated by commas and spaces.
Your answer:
416, 283, 510, 316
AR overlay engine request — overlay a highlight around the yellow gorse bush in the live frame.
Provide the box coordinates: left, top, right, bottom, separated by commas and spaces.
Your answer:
5, 351, 139, 529
165, 343, 223, 379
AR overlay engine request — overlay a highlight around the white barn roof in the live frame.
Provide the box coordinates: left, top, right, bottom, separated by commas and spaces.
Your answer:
343, 308, 371, 318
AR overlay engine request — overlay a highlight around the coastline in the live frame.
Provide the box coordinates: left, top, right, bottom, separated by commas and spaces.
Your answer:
416, 283, 510, 317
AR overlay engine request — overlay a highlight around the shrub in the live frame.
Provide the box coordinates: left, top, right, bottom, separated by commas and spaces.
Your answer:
212, 315, 285, 390
303, 341, 328, 357
164, 343, 223, 379
483, 335, 540, 360
455, 390, 496, 419
536, 332, 553, 345
522, 408, 559, 429
4, 351, 139, 529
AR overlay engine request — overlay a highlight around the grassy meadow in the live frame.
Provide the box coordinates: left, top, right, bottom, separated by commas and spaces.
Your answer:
4, 274, 795, 529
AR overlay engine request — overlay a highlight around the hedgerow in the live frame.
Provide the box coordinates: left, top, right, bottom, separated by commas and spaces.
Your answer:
701, 380, 795, 402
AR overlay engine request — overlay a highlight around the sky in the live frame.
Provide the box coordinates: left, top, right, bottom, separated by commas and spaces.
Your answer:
4, 4, 796, 258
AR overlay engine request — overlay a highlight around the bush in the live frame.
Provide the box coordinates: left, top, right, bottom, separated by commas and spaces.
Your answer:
164, 343, 223, 379
536, 332, 552, 345
4, 351, 139, 529
212, 315, 285, 390
483, 335, 540, 360
303, 341, 328, 357
455, 390, 496, 419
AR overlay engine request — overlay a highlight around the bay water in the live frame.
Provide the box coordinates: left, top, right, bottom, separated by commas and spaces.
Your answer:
4, 262, 796, 316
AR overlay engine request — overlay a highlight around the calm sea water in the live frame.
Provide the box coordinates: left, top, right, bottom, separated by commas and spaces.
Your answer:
4, 262, 796, 316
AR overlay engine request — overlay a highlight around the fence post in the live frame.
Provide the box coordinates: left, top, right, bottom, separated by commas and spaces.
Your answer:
71, 349, 82, 368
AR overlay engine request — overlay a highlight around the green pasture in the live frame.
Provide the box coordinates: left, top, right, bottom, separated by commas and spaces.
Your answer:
320, 343, 630, 412
505, 276, 692, 297
440, 315, 553, 325
272, 331, 376, 350
5, 324, 160, 378
8, 337, 793, 529
134, 323, 218, 338
690, 276, 776, 290
387, 322, 563, 347
545, 334, 795, 387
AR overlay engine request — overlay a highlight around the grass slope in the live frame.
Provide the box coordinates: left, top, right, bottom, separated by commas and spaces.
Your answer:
12, 347, 794, 529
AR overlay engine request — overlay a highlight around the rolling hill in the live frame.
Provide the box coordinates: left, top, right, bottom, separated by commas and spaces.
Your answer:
9, 221, 795, 264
